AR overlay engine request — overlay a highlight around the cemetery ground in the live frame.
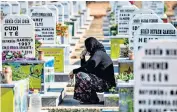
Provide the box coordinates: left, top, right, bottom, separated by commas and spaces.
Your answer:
1, 1, 177, 112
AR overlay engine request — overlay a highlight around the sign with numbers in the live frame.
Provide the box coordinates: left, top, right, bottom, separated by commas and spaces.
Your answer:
30, 6, 56, 44
142, 1, 164, 18
2, 15, 35, 58
135, 40, 177, 112
134, 23, 177, 52
129, 14, 163, 51
118, 5, 138, 35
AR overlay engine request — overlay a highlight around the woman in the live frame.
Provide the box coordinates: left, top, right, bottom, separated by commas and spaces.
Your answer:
69, 37, 116, 104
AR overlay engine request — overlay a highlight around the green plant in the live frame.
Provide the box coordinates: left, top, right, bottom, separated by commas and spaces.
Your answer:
108, 94, 119, 102
164, 5, 167, 13
116, 73, 134, 82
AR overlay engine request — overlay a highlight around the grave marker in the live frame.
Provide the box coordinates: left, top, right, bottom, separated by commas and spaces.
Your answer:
10, 1, 20, 15
72, 1, 79, 15
53, 2, 64, 24
30, 6, 56, 44
131, 9, 155, 19
129, 14, 163, 51
2, 15, 35, 58
142, 1, 164, 18
46, 5, 59, 22
0, 2, 12, 21
18, 1, 28, 15
60, 1, 70, 21
114, 1, 131, 23
135, 40, 177, 112
118, 5, 138, 35
134, 23, 177, 52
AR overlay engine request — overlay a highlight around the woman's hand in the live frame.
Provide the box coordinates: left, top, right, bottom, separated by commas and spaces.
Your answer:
80, 49, 87, 59
69, 70, 74, 79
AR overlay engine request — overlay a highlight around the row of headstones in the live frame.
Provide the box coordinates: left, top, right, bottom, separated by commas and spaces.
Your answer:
108, 1, 177, 53
0, 1, 90, 66
109, 1, 177, 111
0, 1, 92, 93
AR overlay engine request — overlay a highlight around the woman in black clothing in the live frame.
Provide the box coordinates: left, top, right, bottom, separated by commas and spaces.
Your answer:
69, 37, 116, 104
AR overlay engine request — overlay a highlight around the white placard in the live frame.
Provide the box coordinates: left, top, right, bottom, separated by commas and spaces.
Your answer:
135, 40, 177, 112
118, 5, 138, 35
30, 6, 56, 44
142, 1, 164, 18
131, 9, 155, 19
10, 1, 20, 15
114, 1, 131, 23
53, 2, 64, 24
46, 5, 58, 22
2, 15, 35, 58
60, 1, 70, 21
129, 14, 163, 51
18, 1, 28, 15
72, 1, 79, 15
0, 2, 12, 21
134, 23, 177, 52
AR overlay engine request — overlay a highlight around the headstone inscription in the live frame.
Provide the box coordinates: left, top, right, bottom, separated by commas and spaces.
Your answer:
142, 1, 164, 18
134, 40, 177, 112
118, 5, 139, 35
1, 15, 35, 58
114, 1, 131, 23
0, 2, 12, 21
18, 1, 28, 15
134, 23, 177, 52
129, 14, 163, 51
30, 6, 56, 44
10, 1, 20, 15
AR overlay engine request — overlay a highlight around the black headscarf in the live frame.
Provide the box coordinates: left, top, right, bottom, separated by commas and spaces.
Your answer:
85, 37, 106, 56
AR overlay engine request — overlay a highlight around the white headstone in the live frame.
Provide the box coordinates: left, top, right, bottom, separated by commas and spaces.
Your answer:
0, 2, 12, 21
46, 5, 58, 22
10, 1, 20, 15
53, 2, 64, 24
72, 1, 79, 15
131, 9, 155, 19
60, 1, 70, 21
134, 23, 177, 52
135, 40, 177, 112
30, 6, 56, 44
129, 14, 163, 51
2, 15, 35, 58
114, 1, 132, 23
18, 1, 28, 15
142, 1, 164, 18
118, 5, 138, 35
